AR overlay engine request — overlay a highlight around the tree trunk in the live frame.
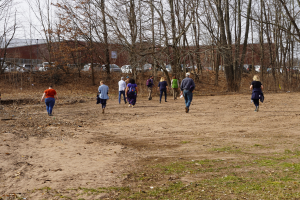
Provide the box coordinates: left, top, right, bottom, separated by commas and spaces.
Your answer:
101, 0, 110, 77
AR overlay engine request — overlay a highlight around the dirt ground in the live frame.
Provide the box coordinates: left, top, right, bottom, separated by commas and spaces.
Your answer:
1, 90, 300, 199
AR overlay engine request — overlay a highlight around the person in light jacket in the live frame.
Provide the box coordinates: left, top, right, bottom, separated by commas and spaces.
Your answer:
97, 80, 109, 114
118, 77, 127, 104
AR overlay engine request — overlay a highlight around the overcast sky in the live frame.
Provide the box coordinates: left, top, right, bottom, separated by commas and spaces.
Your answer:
14, 0, 57, 40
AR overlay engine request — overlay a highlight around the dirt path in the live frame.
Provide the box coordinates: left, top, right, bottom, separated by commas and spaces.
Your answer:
1, 92, 300, 199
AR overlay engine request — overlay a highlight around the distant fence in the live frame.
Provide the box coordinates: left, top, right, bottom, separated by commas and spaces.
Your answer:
5, 58, 43, 66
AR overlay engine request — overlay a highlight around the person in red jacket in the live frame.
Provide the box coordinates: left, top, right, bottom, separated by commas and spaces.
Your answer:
41, 86, 58, 116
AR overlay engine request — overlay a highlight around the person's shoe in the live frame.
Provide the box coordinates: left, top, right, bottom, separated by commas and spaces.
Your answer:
165, 101, 167, 102
132, 105, 134, 108
254, 107, 257, 112
49, 113, 53, 116
159, 101, 161, 103
125, 101, 127, 104
185, 107, 188, 113
128, 104, 131, 107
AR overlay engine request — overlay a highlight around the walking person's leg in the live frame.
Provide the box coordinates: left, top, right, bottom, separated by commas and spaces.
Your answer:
148, 87, 152, 100
122, 91, 127, 103
45, 98, 50, 115
101, 99, 106, 113
127, 94, 131, 107
173, 88, 175, 100
186, 91, 193, 111
118, 91, 121, 104
48, 98, 55, 115
164, 89, 167, 102
175, 88, 178, 99
101, 102, 104, 113
132, 95, 136, 107
183, 90, 189, 112
159, 90, 163, 103
253, 99, 259, 111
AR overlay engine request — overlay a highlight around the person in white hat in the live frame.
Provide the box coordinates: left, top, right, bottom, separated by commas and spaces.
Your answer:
180, 72, 195, 113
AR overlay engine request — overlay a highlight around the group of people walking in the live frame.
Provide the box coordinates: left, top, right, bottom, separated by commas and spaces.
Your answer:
93, 73, 196, 114
41, 73, 263, 115
114, 72, 196, 113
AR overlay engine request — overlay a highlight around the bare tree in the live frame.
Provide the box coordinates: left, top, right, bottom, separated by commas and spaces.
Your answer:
0, 0, 17, 74
212, 0, 252, 91
27, 0, 56, 65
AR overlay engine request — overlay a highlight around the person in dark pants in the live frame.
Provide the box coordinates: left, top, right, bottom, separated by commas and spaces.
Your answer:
158, 77, 168, 103
98, 80, 109, 114
250, 75, 263, 112
180, 72, 195, 113
125, 79, 138, 108
118, 77, 127, 104
41, 86, 58, 116
146, 76, 154, 100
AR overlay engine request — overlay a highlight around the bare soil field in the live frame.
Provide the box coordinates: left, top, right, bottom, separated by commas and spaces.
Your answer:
1, 88, 300, 199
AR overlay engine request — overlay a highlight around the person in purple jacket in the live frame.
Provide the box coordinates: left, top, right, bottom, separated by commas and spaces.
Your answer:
125, 79, 138, 108
158, 77, 169, 103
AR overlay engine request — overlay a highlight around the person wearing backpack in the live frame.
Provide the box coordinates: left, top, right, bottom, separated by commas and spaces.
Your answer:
125, 79, 138, 107
171, 75, 179, 100
146, 76, 154, 100
97, 80, 109, 114
158, 77, 169, 103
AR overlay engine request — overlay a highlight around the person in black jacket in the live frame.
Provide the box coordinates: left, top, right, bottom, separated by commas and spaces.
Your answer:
250, 75, 264, 112
158, 77, 168, 103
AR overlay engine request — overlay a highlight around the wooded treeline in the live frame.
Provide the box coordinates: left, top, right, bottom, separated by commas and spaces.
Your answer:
1, 0, 300, 91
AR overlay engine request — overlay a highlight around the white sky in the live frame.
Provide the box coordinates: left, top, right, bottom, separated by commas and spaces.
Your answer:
14, 0, 57, 40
